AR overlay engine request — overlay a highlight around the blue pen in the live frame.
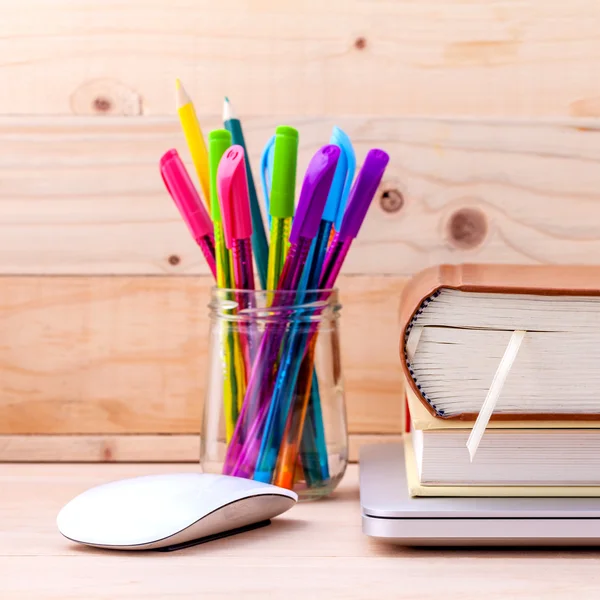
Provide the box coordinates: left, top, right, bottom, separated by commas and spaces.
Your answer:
259, 135, 276, 229
252, 228, 327, 484
275, 147, 388, 489
298, 126, 356, 484
331, 127, 357, 231
250, 145, 341, 483
255, 128, 355, 485
225, 145, 340, 481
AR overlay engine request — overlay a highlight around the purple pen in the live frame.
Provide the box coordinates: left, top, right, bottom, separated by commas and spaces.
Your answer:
319, 148, 390, 289
222, 144, 341, 477
265, 148, 390, 486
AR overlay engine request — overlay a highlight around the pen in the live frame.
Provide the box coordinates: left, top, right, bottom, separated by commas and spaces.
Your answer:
259, 134, 275, 229
318, 148, 390, 289
330, 127, 357, 234
266, 126, 355, 485
273, 148, 390, 489
227, 145, 341, 481
159, 148, 216, 278
266, 126, 298, 293
223, 97, 269, 289
299, 126, 356, 485
208, 128, 244, 439
208, 129, 234, 287
175, 79, 211, 207
255, 128, 354, 481
217, 144, 257, 377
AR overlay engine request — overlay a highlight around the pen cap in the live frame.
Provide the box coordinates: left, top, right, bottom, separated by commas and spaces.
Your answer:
338, 148, 390, 240
208, 129, 232, 223
160, 148, 213, 240
323, 127, 356, 225
269, 126, 299, 218
217, 144, 253, 248
289, 145, 340, 244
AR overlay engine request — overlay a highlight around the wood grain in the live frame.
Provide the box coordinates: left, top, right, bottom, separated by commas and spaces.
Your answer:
3, 1, 600, 118
2, 463, 600, 598
0, 275, 405, 435
0, 433, 402, 462
3, 115, 600, 277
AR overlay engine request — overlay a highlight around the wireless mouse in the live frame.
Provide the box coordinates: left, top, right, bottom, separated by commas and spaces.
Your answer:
56, 472, 298, 551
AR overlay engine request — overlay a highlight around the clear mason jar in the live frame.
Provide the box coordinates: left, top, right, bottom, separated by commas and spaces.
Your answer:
200, 287, 348, 501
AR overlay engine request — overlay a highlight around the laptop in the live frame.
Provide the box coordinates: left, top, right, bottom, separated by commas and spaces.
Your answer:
359, 443, 600, 546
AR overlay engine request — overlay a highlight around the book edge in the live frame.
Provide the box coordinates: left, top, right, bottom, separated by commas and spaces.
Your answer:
404, 433, 600, 497
400, 263, 600, 423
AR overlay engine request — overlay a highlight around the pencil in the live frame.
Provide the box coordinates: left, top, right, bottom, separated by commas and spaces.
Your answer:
176, 79, 211, 208
223, 97, 270, 289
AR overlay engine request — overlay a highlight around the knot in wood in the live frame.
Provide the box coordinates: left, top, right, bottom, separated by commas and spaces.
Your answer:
446, 207, 488, 249
354, 37, 367, 50
379, 188, 404, 213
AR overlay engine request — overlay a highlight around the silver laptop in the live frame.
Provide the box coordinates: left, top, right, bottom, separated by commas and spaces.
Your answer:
359, 443, 600, 546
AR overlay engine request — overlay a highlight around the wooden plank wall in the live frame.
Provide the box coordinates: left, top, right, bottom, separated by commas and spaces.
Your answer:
1, 1, 600, 461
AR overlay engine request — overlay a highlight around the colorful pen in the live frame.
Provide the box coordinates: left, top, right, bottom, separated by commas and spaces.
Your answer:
227, 145, 341, 481
298, 126, 356, 485
175, 79, 211, 207
319, 149, 390, 289
330, 127, 357, 233
208, 129, 245, 439
259, 134, 275, 229
217, 145, 257, 377
253, 128, 355, 484
272, 148, 390, 488
160, 148, 216, 278
266, 126, 298, 292
208, 129, 234, 287
223, 97, 269, 289
265, 127, 356, 485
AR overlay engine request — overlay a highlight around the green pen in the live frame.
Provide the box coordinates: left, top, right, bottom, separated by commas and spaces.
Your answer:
208, 129, 245, 441
208, 129, 234, 290
266, 126, 299, 292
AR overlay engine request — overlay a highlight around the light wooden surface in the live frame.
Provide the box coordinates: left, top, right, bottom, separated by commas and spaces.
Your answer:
2, 462, 600, 599
3, 115, 600, 276
0, 275, 403, 438
3, 1, 600, 118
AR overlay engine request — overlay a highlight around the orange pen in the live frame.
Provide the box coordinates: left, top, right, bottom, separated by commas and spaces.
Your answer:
274, 337, 318, 488
273, 148, 390, 488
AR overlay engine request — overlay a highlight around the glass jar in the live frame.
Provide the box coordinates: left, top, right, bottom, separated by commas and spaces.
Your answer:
200, 286, 348, 501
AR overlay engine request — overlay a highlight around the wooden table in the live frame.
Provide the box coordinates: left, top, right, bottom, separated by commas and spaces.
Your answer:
2, 463, 600, 599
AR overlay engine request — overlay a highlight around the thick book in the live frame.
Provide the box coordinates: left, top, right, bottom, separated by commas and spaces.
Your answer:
400, 264, 600, 422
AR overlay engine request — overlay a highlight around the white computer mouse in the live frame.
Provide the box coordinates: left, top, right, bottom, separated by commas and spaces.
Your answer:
57, 472, 298, 551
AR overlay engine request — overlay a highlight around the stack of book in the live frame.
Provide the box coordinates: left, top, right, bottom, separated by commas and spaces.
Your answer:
400, 263, 600, 497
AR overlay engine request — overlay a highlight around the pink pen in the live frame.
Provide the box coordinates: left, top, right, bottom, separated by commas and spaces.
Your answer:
160, 149, 216, 278
217, 145, 256, 371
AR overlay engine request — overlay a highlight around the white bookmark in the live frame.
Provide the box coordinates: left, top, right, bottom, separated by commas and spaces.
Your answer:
405, 326, 423, 362
467, 329, 526, 462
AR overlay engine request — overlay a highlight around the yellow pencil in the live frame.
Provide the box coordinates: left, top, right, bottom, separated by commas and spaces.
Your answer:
175, 78, 211, 207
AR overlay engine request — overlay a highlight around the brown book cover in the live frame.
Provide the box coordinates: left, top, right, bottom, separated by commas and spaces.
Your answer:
399, 264, 600, 423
